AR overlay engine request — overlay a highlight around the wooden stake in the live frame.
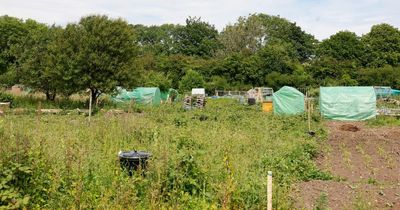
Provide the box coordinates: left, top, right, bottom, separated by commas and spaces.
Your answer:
308, 99, 311, 132
88, 92, 92, 123
267, 171, 273, 210
37, 101, 42, 122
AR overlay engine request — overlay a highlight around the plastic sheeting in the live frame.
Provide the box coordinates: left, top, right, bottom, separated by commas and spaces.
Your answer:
320, 86, 376, 121
113, 87, 161, 106
391, 89, 400, 96
160, 88, 179, 102
273, 86, 305, 115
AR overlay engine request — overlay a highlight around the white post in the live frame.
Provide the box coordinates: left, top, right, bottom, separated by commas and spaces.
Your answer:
267, 171, 273, 210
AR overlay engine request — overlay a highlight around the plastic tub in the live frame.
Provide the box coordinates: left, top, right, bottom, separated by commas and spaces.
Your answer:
118, 151, 151, 176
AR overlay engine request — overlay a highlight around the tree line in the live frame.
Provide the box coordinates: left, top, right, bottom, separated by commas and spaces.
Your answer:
0, 14, 399, 101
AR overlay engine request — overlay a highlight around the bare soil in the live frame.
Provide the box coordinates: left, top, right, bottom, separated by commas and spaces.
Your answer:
292, 121, 400, 210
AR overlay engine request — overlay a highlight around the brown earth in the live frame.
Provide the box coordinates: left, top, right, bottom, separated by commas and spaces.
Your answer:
292, 121, 400, 210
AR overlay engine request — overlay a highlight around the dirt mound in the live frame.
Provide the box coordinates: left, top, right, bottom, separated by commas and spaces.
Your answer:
339, 124, 360, 132
293, 122, 400, 209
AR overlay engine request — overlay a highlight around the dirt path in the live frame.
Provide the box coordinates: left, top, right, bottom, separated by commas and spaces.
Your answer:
292, 121, 400, 210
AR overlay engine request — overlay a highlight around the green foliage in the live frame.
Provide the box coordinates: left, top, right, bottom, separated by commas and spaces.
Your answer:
255, 42, 298, 75
205, 76, 229, 93
0, 128, 52, 209
361, 24, 400, 67
0, 91, 14, 103
134, 24, 177, 55
1, 99, 330, 209
0, 16, 41, 86
142, 71, 171, 92
357, 66, 400, 89
318, 31, 363, 62
17, 25, 68, 100
179, 69, 205, 92
155, 54, 194, 89
366, 116, 400, 127
307, 56, 359, 86
219, 13, 316, 61
1, 13, 400, 104
314, 192, 329, 210
62, 15, 139, 102
173, 17, 221, 57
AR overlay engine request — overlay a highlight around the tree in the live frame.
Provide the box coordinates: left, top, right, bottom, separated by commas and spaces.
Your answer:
0, 16, 35, 85
357, 66, 400, 89
218, 14, 317, 62
142, 71, 171, 92
173, 17, 221, 57
217, 53, 257, 85
17, 24, 69, 100
155, 54, 194, 88
218, 15, 265, 55
205, 76, 229, 93
134, 24, 177, 55
63, 15, 139, 103
361, 24, 400, 67
179, 69, 205, 92
307, 56, 358, 86
317, 31, 363, 62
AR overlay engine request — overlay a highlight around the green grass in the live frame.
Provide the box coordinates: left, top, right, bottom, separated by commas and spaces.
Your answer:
1, 99, 331, 209
366, 116, 400, 127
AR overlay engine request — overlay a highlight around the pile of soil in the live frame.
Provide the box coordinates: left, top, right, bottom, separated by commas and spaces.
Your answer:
292, 122, 400, 209
339, 124, 360, 132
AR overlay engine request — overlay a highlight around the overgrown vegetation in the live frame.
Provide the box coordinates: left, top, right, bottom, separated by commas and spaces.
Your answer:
1, 99, 331, 209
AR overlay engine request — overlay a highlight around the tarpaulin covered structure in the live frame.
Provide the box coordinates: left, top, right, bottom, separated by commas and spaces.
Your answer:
160, 88, 179, 102
320, 86, 376, 121
273, 86, 305, 115
113, 87, 161, 106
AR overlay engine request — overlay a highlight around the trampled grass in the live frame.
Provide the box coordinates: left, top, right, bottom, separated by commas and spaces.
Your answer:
1, 99, 331, 209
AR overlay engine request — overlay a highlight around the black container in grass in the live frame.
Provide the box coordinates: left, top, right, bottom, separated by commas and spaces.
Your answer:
248, 98, 256, 105
118, 150, 151, 176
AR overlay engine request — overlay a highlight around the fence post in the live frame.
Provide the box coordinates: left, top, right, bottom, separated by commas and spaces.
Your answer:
37, 101, 42, 121
88, 91, 92, 123
267, 171, 273, 210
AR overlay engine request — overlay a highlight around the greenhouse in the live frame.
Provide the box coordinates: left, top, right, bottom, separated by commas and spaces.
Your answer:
273, 86, 305, 115
320, 86, 376, 121
113, 87, 161, 106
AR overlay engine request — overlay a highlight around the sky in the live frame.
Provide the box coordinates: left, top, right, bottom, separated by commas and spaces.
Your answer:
0, 0, 399, 40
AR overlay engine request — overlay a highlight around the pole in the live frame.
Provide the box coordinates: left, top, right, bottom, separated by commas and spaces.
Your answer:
267, 171, 273, 210
37, 101, 42, 122
88, 91, 92, 123
308, 99, 311, 132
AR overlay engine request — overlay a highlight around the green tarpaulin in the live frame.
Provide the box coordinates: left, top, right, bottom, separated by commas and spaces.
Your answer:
320, 86, 376, 121
273, 86, 305, 115
391, 89, 400, 96
160, 88, 179, 102
113, 87, 161, 106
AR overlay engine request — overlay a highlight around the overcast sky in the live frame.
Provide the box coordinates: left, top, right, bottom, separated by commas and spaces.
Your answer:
0, 0, 399, 40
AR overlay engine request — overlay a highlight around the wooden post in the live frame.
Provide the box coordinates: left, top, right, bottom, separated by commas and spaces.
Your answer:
267, 171, 273, 210
37, 101, 42, 121
308, 99, 311, 132
128, 99, 133, 114
88, 92, 92, 123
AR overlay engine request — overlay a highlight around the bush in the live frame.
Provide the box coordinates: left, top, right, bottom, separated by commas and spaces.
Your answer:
0, 92, 14, 103
179, 69, 205, 93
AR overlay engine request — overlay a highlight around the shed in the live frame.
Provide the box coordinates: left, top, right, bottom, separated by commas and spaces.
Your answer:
320, 86, 376, 121
273, 86, 305, 115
